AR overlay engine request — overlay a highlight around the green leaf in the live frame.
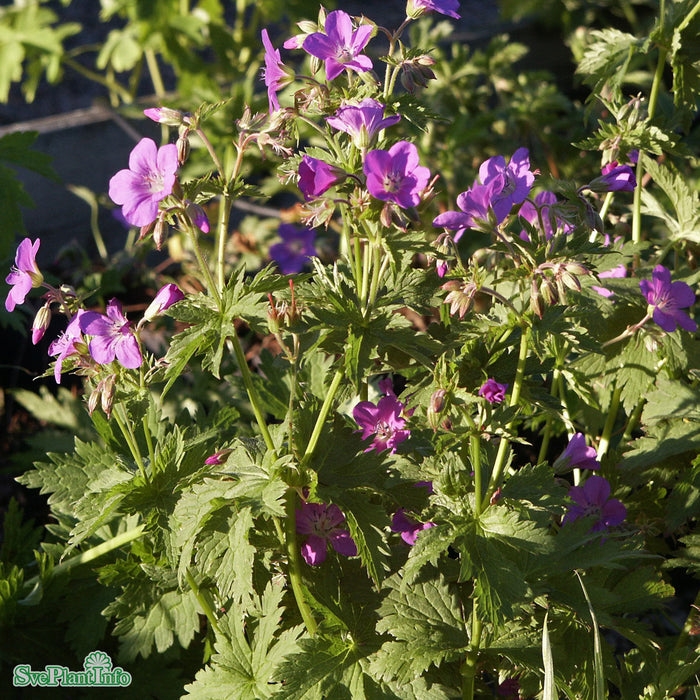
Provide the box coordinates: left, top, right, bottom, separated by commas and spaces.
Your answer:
542, 611, 557, 700
376, 571, 468, 676
575, 573, 606, 700
184, 583, 303, 699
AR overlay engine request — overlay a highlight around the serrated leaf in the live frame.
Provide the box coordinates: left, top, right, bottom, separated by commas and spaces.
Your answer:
184, 583, 303, 699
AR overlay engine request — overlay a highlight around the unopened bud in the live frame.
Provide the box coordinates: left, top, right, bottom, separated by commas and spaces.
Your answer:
560, 269, 581, 292
32, 303, 51, 345
143, 107, 187, 127
186, 201, 210, 233
427, 388, 448, 432
489, 487, 502, 506
530, 278, 543, 318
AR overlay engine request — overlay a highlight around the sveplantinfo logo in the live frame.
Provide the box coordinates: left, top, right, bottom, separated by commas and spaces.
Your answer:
12, 650, 131, 689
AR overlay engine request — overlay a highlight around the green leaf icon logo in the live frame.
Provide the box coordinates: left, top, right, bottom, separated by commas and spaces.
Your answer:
83, 651, 112, 671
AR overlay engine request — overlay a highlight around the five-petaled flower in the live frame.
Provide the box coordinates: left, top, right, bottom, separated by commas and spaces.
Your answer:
407, 0, 461, 19
363, 141, 431, 208
261, 29, 292, 113
640, 265, 697, 333
298, 156, 344, 200
478, 378, 508, 404
326, 99, 400, 149
302, 10, 373, 81
79, 298, 143, 369
269, 224, 317, 274
48, 310, 87, 384
353, 392, 411, 453
553, 432, 600, 472
5, 238, 43, 312
296, 501, 357, 565
562, 475, 626, 532
109, 138, 179, 227
391, 509, 436, 545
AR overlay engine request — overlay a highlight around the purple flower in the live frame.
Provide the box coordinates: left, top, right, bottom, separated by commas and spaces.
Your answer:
353, 393, 410, 453
478, 148, 536, 222
363, 141, 431, 209
562, 475, 626, 532
592, 264, 627, 298
143, 107, 185, 126
48, 310, 87, 384
269, 224, 317, 274
186, 200, 210, 233
326, 99, 400, 148
296, 501, 357, 565
141, 283, 185, 324
408, 0, 461, 19
599, 162, 637, 191
640, 265, 697, 333
391, 509, 435, 545
205, 449, 232, 465
478, 378, 508, 404
298, 156, 343, 200
302, 10, 373, 81
109, 138, 179, 227
79, 298, 142, 369
261, 29, 291, 113
5, 238, 43, 312
518, 191, 572, 242
553, 432, 600, 472
433, 180, 500, 241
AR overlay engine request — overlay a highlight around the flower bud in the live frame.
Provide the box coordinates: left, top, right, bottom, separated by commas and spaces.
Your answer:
32, 303, 51, 344
141, 284, 185, 325
101, 375, 116, 419
87, 386, 101, 416
186, 201, 210, 233
143, 107, 187, 127
153, 214, 168, 250
177, 134, 190, 165
427, 388, 448, 431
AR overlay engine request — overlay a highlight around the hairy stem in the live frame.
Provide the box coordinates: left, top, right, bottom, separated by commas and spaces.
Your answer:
462, 598, 483, 699
114, 405, 148, 482
186, 568, 222, 636
300, 368, 345, 468
598, 384, 622, 460
285, 489, 318, 635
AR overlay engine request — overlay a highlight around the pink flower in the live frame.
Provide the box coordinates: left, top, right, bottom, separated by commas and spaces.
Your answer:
363, 141, 431, 209
48, 310, 87, 384
391, 509, 435, 545
109, 138, 179, 227
353, 393, 411, 453
298, 156, 344, 199
478, 379, 508, 404
79, 299, 142, 369
562, 475, 626, 532
326, 99, 400, 148
296, 501, 357, 565
518, 191, 572, 242
205, 449, 232, 465
592, 264, 627, 298
598, 162, 636, 192
478, 148, 536, 222
141, 283, 185, 325
553, 432, 600, 472
303, 11, 373, 81
269, 224, 317, 274
640, 265, 697, 333
261, 29, 292, 113
433, 180, 500, 241
5, 238, 42, 312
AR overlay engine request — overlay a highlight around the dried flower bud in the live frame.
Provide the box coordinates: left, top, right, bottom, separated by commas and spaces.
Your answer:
87, 386, 101, 416
530, 278, 544, 318
400, 56, 437, 93
489, 487, 502, 506
101, 375, 116, 419
153, 214, 168, 251
442, 280, 477, 319
177, 134, 190, 165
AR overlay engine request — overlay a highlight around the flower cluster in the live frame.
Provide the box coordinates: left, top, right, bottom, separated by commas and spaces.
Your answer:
433, 148, 536, 240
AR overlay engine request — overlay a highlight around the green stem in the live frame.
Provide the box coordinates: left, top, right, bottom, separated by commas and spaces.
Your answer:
300, 368, 345, 468
62, 57, 133, 103
228, 334, 276, 454
186, 568, 222, 636
285, 489, 318, 635
462, 598, 483, 699
486, 325, 531, 498
471, 433, 483, 515
114, 405, 148, 482
537, 369, 562, 464
598, 384, 622, 460
23, 525, 146, 591
144, 48, 166, 96
366, 240, 385, 311
622, 397, 645, 442
143, 416, 156, 470
632, 43, 667, 244
185, 223, 221, 306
